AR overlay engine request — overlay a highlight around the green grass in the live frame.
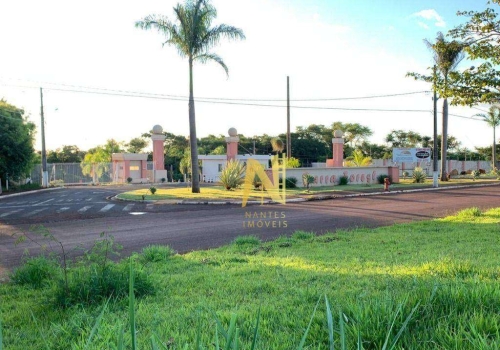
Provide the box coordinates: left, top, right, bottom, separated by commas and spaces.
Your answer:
1, 208, 500, 348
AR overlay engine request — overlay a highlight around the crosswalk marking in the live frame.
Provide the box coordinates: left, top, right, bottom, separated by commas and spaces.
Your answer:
123, 204, 135, 211
56, 207, 70, 213
99, 204, 115, 212
23, 208, 48, 217
146, 204, 154, 210
78, 206, 92, 213
0, 209, 22, 218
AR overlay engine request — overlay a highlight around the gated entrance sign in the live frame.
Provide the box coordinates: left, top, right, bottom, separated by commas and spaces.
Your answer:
392, 148, 431, 163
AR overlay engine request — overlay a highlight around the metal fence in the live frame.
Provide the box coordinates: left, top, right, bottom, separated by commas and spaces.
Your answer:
30, 162, 155, 185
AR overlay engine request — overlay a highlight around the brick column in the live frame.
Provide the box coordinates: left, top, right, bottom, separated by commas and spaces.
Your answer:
332, 130, 344, 167
226, 127, 239, 162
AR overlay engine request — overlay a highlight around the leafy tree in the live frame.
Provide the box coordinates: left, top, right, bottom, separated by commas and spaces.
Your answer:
81, 139, 123, 183
136, 0, 245, 193
126, 137, 148, 154
474, 105, 500, 168
209, 145, 226, 155
0, 100, 36, 184
345, 149, 372, 167
47, 145, 85, 163
385, 130, 423, 148
331, 122, 373, 148
448, 1, 500, 105
359, 141, 388, 159
408, 32, 465, 180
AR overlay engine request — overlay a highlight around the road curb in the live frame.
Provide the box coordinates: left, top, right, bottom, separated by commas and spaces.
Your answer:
0, 186, 64, 199
111, 182, 500, 205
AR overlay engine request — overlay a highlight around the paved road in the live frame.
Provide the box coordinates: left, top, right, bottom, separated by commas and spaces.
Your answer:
1, 185, 499, 275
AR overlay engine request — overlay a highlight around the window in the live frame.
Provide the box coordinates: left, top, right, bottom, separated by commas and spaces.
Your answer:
130, 166, 140, 171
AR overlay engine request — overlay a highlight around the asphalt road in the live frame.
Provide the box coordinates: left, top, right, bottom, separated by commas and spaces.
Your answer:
1, 185, 499, 275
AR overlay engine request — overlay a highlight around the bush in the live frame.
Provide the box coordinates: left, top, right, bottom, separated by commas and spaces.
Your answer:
402, 171, 409, 180
141, 245, 175, 263
126, 177, 133, 183
149, 186, 157, 195
490, 167, 500, 179
219, 159, 245, 190
457, 207, 482, 218
302, 173, 315, 190
412, 167, 426, 183
233, 235, 261, 246
339, 175, 349, 186
160, 177, 166, 183
377, 174, 391, 184
11, 256, 60, 289
280, 177, 297, 188
460, 171, 467, 175
471, 169, 480, 180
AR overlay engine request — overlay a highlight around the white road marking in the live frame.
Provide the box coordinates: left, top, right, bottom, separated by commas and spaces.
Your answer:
57, 207, 70, 213
0, 209, 23, 218
123, 204, 135, 211
86, 198, 92, 201
99, 204, 115, 212
146, 204, 154, 210
56, 199, 64, 202
78, 206, 92, 213
34, 199, 54, 206
23, 208, 48, 217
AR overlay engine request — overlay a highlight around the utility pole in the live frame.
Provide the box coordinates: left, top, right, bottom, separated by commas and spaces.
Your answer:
40, 87, 48, 188
432, 66, 439, 188
286, 76, 291, 159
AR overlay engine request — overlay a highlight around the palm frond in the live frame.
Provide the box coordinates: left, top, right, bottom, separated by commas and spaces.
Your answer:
194, 52, 228, 75
200, 24, 246, 51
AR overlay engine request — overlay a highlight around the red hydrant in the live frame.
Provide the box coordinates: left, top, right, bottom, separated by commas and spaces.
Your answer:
384, 177, 390, 191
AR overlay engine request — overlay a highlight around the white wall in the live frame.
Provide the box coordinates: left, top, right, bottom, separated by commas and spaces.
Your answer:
285, 167, 390, 187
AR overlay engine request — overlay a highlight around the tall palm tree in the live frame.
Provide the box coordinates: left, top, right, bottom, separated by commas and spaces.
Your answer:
345, 149, 372, 167
474, 105, 500, 169
136, 0, 245, 193
425, 32, 464, 181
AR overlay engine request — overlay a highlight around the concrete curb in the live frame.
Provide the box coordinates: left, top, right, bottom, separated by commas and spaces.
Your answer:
0, 186, 64, 199
112, 182, 500, 205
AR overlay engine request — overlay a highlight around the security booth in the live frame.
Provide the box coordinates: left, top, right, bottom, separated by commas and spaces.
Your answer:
112, 153, 148, 183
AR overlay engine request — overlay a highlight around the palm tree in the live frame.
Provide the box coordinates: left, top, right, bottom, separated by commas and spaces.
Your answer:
345, 149, 372, 167
474, 105, 500, 169
136, 0, 245, 193
425, 32, 464, 181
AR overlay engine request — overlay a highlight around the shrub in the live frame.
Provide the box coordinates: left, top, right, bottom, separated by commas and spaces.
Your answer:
285, 157, 300, 168
11, 256, 60, 289
160, 177, 166, 183
219, 159, 245, 190
233, 235, 261, 246
402, 171, 409, 180
457, 207, 483, 218
460, 171, 467, 175
339, 175, 349, 185
253, 174, 262, 189
149, 186, 157, 195
49, 179, 64, 187
302, 173, 315, 191
292, 231, 315, 240
412, 167, 426, 183
141, 245, 175, 263
490, 167, 500, 179
126, 177, 133, 183
377, 174, 391, 184
280, 177, 297, 188
471, 169, 480, 180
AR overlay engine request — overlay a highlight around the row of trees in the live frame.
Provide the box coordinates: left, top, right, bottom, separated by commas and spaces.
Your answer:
408, 0, 500, 179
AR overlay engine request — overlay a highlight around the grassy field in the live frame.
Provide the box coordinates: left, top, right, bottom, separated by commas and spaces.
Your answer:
117, 178, 499, 201
1, 207, 500, 349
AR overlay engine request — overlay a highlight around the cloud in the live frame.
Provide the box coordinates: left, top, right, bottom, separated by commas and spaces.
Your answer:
417, 22, 429, 30
412, 9, 446, 28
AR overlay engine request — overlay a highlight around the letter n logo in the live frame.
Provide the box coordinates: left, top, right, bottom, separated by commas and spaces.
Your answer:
242, 156, 286, 207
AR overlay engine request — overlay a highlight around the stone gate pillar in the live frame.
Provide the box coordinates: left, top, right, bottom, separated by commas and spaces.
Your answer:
226, 127, 239, 161
151, 124, 167, 182
332, 130, 344, 167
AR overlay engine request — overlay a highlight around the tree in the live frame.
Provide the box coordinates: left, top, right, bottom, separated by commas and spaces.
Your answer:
448, 1, 500, 105
474, 105, 500, 168
331, 122, 373, 148
81, 139, 123, 183
126, 137, 148, 154
345, 149, 372, 167
408, 32, 464, 180
0, 99, 35, 184
136, 0, 245, 193
385, 130, 423, 148
47, 145, 85, 163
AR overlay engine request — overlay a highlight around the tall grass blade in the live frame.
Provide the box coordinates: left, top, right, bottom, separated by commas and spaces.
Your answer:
129, 259, 137, 350
388, 302, 419, 350
153, 333, 169, 350
116, 325, 125, 350
84, 299, 109, 349
357, 328, 363, 350
30, 311, 51, 350
250, 306, 261, 350
215, 323, 220, 350
339, 311, 346, 350
196, 309, 203, 350
0, 316, 3, 350
297, 296, 321, 350
213, 311, 229, 341
324, 295, 334, 350
381, 303, 402, 350
151, 335, 159, 350
233, 327, 239, 350
224, 313, 238, 350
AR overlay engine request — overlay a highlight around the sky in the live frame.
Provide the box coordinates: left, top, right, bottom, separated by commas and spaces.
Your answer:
0, 0, 494, 153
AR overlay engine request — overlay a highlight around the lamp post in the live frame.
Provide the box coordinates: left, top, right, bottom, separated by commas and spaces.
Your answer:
40, 87, 48, 188
432, 65, 439, 188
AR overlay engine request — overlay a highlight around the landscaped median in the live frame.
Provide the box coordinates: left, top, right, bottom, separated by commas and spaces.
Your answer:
116, 178, 500, 202
1, 207, 499, 348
